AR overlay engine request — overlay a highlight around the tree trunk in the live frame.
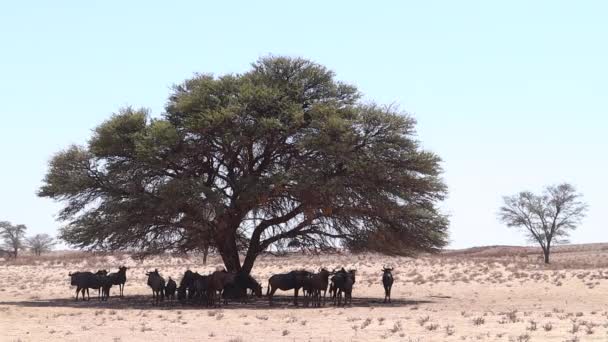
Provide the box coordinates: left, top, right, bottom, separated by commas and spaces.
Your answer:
13, 247, 18, 259
214, 227, 241, 272
241, 228, 264, 274
544, 244, 551, 264
242, 247, 257, 274
202, 243, 209, 266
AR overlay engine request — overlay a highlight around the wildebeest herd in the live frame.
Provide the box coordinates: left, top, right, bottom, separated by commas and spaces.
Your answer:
68, 265, 395, 308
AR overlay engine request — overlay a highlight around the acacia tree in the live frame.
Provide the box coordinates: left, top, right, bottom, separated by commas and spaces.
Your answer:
39, 56, 449, 273
26, 234, 56, 256
0, 221, 27, 259
498, 183, 587, 264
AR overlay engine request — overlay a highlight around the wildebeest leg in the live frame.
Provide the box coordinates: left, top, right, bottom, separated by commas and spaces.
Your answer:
75, 287, 80, 301
268, 286, 277, 306
294, 288, 299, 306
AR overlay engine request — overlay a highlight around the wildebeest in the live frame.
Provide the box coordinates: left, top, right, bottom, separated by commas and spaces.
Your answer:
108, 266, 128, 297
267, 270, 311, 306
330, 268, 356, 307
146, 269, 165, 305
222, 272, 263, 304
208, 269, 236, 307
302, 268, 330, 307
68, 269, 109, 301
382, 267, 394, 303
165, 277, 177, 301
177, 270, 210, 305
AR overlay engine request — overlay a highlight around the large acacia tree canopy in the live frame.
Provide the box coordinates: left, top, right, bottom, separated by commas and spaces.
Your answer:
39, 56, 449, 272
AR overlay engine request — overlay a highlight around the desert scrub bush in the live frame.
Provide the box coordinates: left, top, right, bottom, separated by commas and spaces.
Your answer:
390, 321, 402, 333
426, 323, 439, 331
473, 317, 485, 325
417, 315, 430, 326
569, 323, 580, 334
526, 320, 537, 331
445, 325, 455, 336
583, 322, 595, 335
361, 318, 372, 329
542, 322, 553, 331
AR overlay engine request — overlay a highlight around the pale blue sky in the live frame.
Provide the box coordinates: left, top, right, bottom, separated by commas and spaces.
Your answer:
1, 1, 606, 249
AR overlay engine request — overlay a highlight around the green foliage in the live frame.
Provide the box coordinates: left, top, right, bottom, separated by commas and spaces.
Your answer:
39, 56, 449, 271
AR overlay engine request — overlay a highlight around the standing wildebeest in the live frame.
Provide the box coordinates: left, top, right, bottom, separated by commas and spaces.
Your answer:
146, 269, 165, 305
108, 266, 128, 297
222, 272, 263, 304
98, 272, 113, 301
208, 270, 236, 307
328, 268, 345, 304
382, 267, 394, 303
178, 270, 210, 305
68, 270, 108, 301
330, 269, 356, 307
165, 277, 177, 301
302, 268, 330, 307
267, 270, 311, 306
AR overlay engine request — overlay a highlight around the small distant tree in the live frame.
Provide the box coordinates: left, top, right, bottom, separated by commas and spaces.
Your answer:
26, 234, 56, 256
0, 221, 27, 259
498, 183, 587, 264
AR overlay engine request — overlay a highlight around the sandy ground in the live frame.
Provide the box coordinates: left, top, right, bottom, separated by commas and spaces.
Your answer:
2, 246, 608, 342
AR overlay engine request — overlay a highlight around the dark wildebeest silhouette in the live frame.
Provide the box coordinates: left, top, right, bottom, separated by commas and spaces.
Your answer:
178, 270, 210, 305
222, 272, 263, 304
146, 269, 165, 305
165, 277, 177, 301
267, 270, 311, 306
208, 269, 236, 307
98, 272, 113, 301
108, 266, 128, 297
302, 268, 330, 307
382, 267, 394, 303
328, 268, 345, 304
68, 269, 108, 301
330, 269, 356, 307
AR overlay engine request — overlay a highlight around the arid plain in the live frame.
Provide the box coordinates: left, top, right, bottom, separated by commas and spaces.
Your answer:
2, 245, 608, 342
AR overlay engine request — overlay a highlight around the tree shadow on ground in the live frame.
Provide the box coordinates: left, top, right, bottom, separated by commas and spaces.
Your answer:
0, 294, 435, 311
